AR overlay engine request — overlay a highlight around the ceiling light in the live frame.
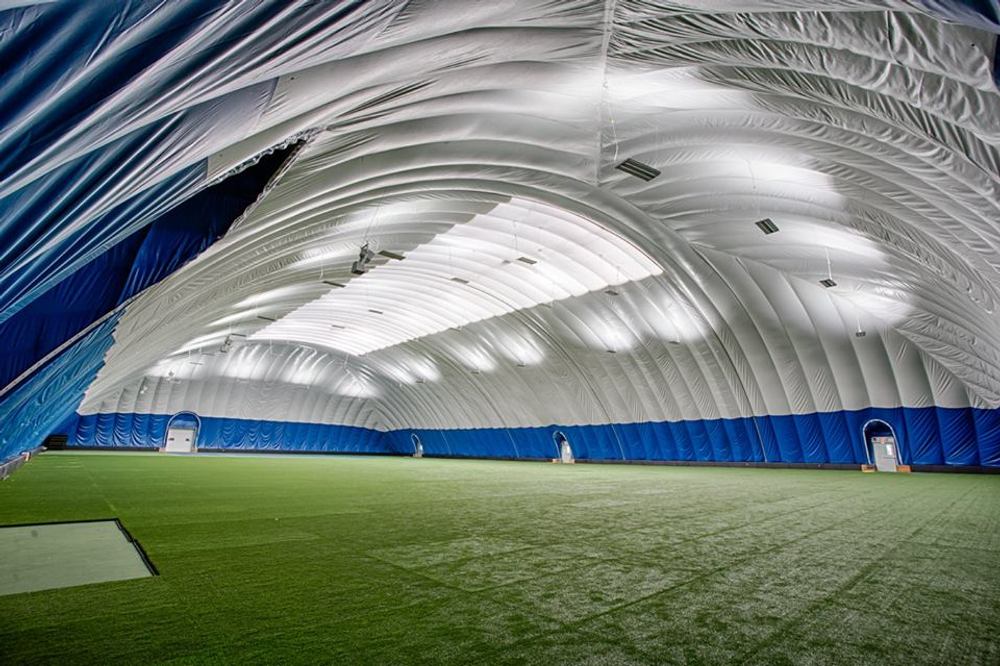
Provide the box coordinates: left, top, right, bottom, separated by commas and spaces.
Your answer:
819, 278, 837, 288
516, 256, 537, 265
616, 158, 660, 182
377, 250, 405, 261
755, 218, 779, 234
450, 277, 470, 284
604, 288, 620, 296
257, 315, 277, 322
323, 280, 346, 288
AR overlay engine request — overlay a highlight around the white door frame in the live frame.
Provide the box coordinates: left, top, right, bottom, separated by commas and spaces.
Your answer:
861, 418, 901, 468
553, 431, 573, 463
164, 412, 201, 452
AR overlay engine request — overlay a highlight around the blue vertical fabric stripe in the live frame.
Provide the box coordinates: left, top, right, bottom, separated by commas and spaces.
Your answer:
0, 313, 122, 462
65, 412, 389, 455
59, 406, 1000, 467
0, 144, 296, 392
381, 407, 1000, 467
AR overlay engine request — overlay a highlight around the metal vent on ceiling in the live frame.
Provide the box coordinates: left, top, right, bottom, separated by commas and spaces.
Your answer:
377, 250, 405, 261
819, 278, 837, 288
616, 158, 660, 182
323, 280, 346, 288
516, 256, 537, 265
855, 330, 867, 338
755, 218, 779, 235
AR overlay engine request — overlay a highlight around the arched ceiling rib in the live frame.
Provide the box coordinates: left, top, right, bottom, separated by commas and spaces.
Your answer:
67, 1, 1000, 431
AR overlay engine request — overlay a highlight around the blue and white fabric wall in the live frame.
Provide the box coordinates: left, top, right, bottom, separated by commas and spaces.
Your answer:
4, 2, 1000, 466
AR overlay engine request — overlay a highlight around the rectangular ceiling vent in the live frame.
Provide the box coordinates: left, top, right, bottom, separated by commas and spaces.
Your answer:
377, 250, 405, 261
755, 218, 779, 235
819, 278, 837, 288
516, 256, 537, 265
323, 280, 346, 288
330, 324, 347, 330
450, 277, 470, 285
368, 309, 384, 315
616, 158, 660, 182
257, 315, 278, 322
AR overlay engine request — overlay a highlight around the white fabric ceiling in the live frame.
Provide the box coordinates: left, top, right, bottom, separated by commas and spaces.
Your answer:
80, 0, 1000, 433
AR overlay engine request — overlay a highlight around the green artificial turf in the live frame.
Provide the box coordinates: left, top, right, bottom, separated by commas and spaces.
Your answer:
0, 453, 998, 664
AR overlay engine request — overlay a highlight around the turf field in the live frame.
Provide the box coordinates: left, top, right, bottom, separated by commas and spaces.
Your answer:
1, 453, 998, 664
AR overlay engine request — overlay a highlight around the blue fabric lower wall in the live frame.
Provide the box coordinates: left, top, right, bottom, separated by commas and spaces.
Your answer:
0, 313, 122, 462
64, 412, 389, 454
384, 406, 1000, 468
58, 405, 1000, 467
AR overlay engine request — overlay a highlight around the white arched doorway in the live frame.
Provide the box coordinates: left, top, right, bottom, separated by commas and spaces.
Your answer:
163, 412, 201, 453
411, 433, 424, 458
862, 419, 900, 472
553, 431, 574, 464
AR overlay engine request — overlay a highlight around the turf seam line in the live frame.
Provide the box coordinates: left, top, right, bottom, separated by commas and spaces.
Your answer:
553, 490, 894, 635
731, 484, 981, 663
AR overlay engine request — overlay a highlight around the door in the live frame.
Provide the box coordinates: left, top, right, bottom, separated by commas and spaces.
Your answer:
164, 427, 196, 453
560, 439, 574, 464
870, 436, 898, 472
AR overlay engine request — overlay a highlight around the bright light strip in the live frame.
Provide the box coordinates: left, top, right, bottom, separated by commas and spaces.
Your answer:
252, 198, 663, 355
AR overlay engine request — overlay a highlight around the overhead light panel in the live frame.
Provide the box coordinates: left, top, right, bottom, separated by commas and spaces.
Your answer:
516, 256, 537, 265
616, 158, 660, 182
819, 278, 837, 288
378, 250, 405, 261
450, 277, 470, 285
257, 315, 278, 322
755, 218, 779, 235
368, 309, 383, 315
604, 288, 620, 296
323, 280, 346, 288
